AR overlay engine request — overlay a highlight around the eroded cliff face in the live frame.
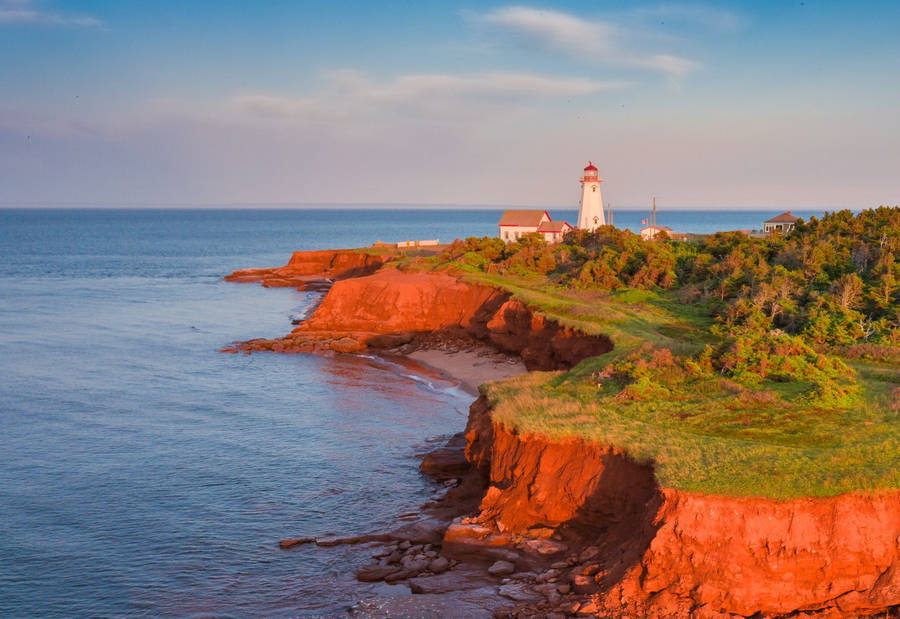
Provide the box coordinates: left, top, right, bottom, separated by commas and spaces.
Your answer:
225, 249, 390, 288
459, 397, 900, 617
227, 267, 613, 370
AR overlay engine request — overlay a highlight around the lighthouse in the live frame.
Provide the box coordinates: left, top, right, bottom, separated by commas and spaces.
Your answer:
576, 161, 605, 231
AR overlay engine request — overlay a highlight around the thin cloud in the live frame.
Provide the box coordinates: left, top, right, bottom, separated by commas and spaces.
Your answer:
233, 70, 628, 122
0, 0, 101, 27
474, 5, 699, 78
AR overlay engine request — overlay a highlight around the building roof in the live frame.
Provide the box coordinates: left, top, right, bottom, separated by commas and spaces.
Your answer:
641, 225, 673, 233
584, 161, 598, 172
498, 209, 551, 227
765, 211, 801, 223
537, 220, 573, 233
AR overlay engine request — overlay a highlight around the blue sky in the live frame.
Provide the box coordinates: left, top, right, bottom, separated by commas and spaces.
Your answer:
1, 0, 898, 208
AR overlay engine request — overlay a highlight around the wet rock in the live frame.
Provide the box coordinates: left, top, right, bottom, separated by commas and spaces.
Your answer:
278, 538, 315, 548
356, 564, 402, 582
420, 433, 471, 479
488, 560, 516, 576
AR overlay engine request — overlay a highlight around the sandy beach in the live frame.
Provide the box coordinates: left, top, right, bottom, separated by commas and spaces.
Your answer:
405, 346, 527, 395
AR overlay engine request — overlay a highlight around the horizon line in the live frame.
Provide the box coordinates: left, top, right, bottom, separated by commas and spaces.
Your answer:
0, 201, 877, 212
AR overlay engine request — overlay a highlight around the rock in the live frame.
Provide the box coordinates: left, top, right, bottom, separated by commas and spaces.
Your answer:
429, 556, 450, 574
519, 538, 568, 556
571, 574, 598, 594
402, 557, 429, 572
546, 613, 567, 619
533, 583, 559, 598
574, 600, 601, 615
442, 520, 519, 564
387, 551, 403, 564
420, 433, 471, 479
398, 540, 411, 550
578, 545, 600, 563
488, 560, 516, 576
383, 569, 410, 584
580, 563, 601, 577
536, 568, 560, 583
550, 561, 569, 569
497, 583, 540, 602
278, 538, 314, 548
356, 564, 402, 582
556, 583, 571, 594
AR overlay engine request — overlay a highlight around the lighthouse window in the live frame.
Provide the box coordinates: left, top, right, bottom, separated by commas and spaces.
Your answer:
592, 186, 596, 192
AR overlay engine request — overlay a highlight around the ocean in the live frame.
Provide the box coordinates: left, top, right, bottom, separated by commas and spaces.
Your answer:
0, 207, 830, 616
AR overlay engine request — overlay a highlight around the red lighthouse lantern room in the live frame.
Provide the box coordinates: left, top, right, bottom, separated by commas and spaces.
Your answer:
582, 161, 599, 182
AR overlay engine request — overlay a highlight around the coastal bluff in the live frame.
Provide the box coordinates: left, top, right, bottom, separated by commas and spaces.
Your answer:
225, 249, 389, 288
225, 249, 900, 617
225, 251, 612, 370
458, 396, 900, 617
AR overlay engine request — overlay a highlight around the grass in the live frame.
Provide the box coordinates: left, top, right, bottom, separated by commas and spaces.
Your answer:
422, 266, 900, 499
448, 267, 715, 356
482, 366, 900, 499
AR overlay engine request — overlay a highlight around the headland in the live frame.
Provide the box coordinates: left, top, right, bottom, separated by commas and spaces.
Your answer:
224, 207, 900, 617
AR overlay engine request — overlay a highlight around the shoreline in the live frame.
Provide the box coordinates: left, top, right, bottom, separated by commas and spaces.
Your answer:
403, 346, 527, 396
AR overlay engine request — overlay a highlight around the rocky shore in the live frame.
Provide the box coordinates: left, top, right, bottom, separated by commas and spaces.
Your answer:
226, 250, 900, 618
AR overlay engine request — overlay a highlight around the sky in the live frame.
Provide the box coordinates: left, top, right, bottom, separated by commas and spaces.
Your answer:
1, 0, 899, 209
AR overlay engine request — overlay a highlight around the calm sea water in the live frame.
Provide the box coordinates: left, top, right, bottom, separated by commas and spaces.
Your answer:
0, 207, 829, 616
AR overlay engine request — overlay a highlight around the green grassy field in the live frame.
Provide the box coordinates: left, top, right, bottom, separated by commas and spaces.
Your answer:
451, 269, 900, 499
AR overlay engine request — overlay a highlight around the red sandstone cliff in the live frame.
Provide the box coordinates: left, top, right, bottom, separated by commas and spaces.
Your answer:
227, 267, 612, 370
454, 396, 900, 617
225, 249, 390, 288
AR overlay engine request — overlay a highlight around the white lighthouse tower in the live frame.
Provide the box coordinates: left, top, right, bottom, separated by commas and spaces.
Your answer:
576, 161, 605, 231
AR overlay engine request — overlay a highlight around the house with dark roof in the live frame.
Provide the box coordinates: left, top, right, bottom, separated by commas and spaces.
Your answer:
498, 209, 573, 243
763, 211, 801, 234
